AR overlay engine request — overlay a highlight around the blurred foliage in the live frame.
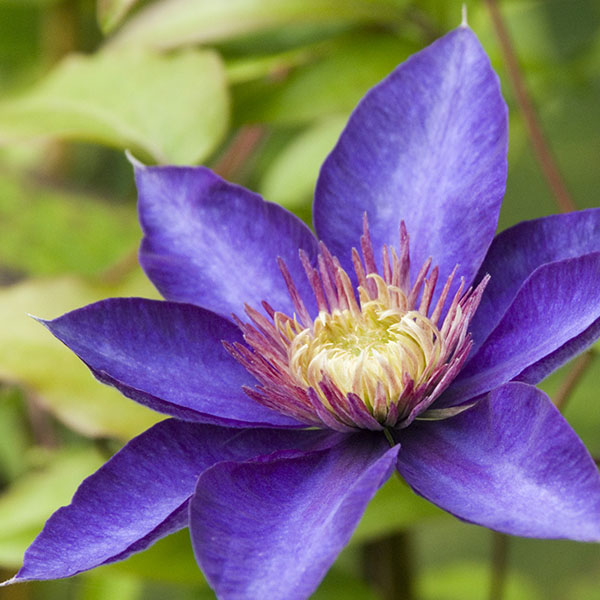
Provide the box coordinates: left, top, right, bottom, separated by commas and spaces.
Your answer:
106, 0, 408, 50
0, 173, 139, 276
0, 443, 105, 566
0, 0, 599, 599
0, 49, 229, 164
96, 0, 139, 33
0, 272, 162, 439
417, 561, 542, 600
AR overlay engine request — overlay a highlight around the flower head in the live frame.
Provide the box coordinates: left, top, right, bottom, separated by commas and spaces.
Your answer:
5, 23, 600, 600
231, 218, 488, 431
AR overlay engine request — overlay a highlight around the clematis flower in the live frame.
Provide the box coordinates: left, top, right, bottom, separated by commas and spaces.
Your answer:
5, 24, 600, 600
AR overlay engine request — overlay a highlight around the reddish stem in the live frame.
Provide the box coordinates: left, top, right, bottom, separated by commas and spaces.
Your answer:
212, 125, 265, 181
485, 0, 576, 213
553, 350, 595, 412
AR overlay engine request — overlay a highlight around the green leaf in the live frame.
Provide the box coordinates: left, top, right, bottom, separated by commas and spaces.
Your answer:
234, 33, 416, 125
0, 387, 30, 482
97, 0, 140, 33
538, 353, 600, 457
0, 447, 105, 567
418, 561, 542, 600
567, 575, 600, 600
108, 0, 406, 50
313, 567, 380, 600
226, 45, 319, 85
260, 116, 346, 209
351, 474, 443, 545
78, 572, 143, 600
0, 271, 162, 439
0, 528, 43, 568
0, 49, 229, 165
0, 0, 61, 4
99, 530, 208, 586
0, 173, 140, 277
0, 4, 44, 87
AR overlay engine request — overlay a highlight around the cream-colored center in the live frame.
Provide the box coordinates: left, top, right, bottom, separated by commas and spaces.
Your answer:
289, 296, 445, 410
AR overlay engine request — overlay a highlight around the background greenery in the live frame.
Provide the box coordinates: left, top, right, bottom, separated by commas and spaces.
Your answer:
0, 0, 599, 598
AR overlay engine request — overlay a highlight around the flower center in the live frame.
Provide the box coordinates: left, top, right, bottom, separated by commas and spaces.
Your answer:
289, 279, 445, 411
226, 217, 488, 432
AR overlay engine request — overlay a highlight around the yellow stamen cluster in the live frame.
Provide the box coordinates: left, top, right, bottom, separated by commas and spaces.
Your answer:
288, 275, 446, 411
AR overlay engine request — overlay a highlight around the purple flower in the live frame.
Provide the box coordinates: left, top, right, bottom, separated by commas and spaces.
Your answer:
5, 24, 600, 599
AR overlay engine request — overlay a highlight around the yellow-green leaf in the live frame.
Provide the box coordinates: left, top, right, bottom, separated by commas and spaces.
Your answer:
0, 173, 139, 277
418, 561, 542, 600
99, 530, 208, 586
108, 0, 406, 50
0, 49, 229, 165
260, 116, 346, 210
0, 447, 105, 567
97, 0, 141, 33
351, 475, 442, 544
235, 32, 415, 125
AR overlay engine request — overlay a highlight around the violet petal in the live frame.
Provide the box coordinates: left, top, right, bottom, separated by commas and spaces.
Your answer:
190, 434, 399, 600
314, 26, 507, 303
471, 208, 600, 348
442, 252, 600, 405
136, 164, 319, 320
11, 421, 340, 582
396, 383, 600, 540
42, 298, 302, 428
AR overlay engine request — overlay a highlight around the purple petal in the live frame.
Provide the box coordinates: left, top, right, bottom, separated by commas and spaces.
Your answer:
11, 420, 340, 582
471, 208, 600, 348
397, 383, 600, 540
190, 434, 399, 600
443, 253, 600, 405
314, 26, 507, 301
136, 164, 319, 319
516, 317, 600, 385
42, 298, 302, 428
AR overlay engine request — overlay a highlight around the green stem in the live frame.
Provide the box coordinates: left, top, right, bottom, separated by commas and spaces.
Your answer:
383, 428, 396, 447
489, 532, 510, 600
40, 0, 79, 181
361, 430, 414, 599
24, 393, 57, 449
362, 531, 415, 600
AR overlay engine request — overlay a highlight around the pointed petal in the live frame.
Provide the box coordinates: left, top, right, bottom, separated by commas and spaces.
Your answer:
43, 298, 302, 428
190, 435, 399, 600
397, 383, 600, 540
136, 164, 319, 319
314, 26, 507, 301
471, 208, 600, 348
443, 253, 600, 405
516, 317, 600, 385
11, 421, 338, 582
